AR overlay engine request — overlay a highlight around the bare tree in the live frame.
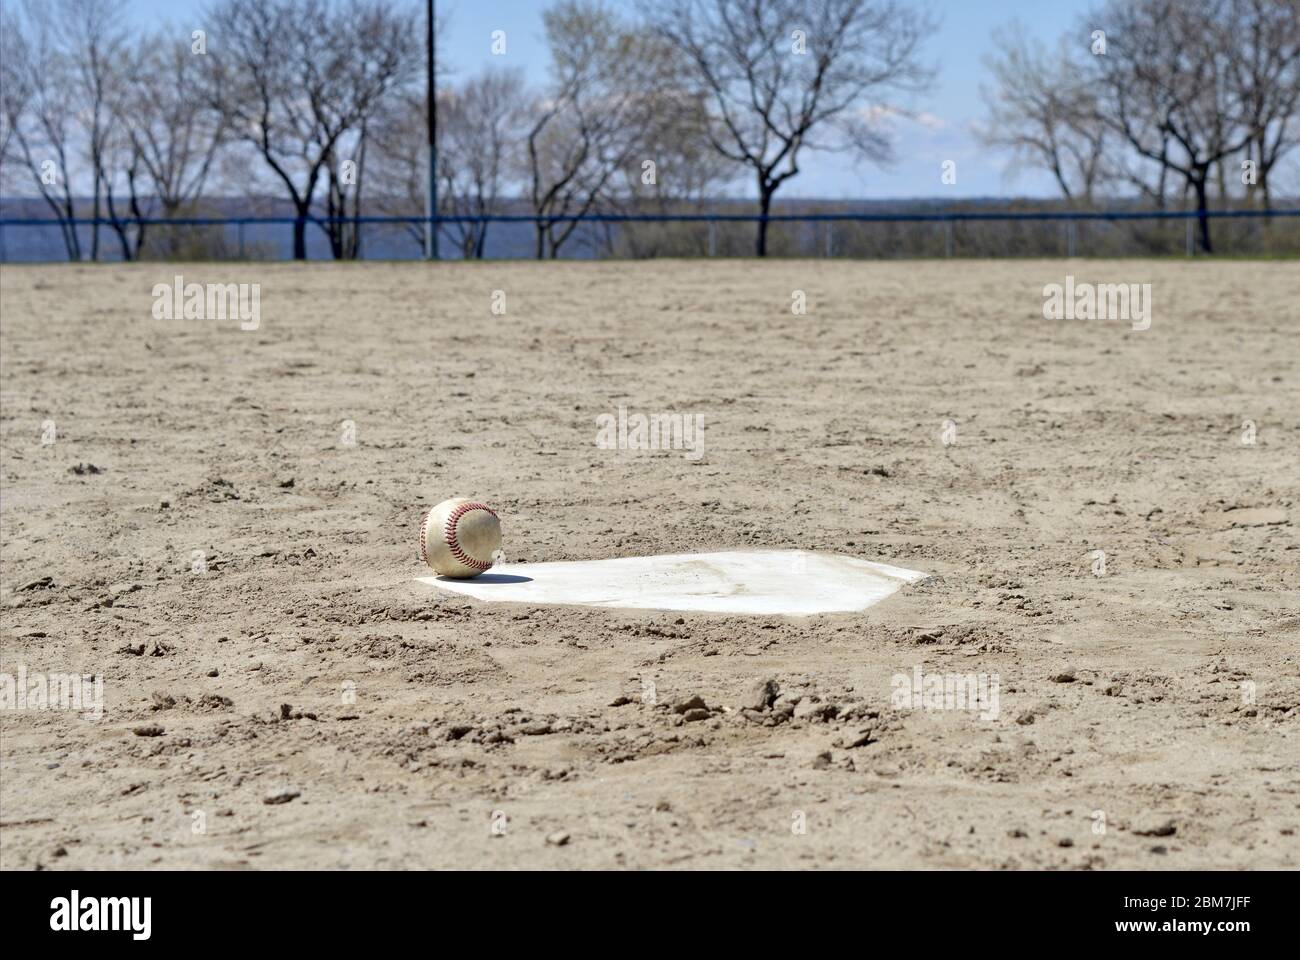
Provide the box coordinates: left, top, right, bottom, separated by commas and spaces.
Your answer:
982, 0, 1297, 226
606, 73, 735, 257
1086, 0, 1256, 251
322, 122, 371, 260
527, 0, 674, 259
438, 68, 531, 258
1, 0, 129, 260
979, 26, 1107, 204
111, 31, 227, 257
363, 7, 452, 256
1097, 134, 1176, 207
618, 59, 735, 210
203, 0, 418, 260
1223, 0, 1300, 213
1, 4, 81, 259
644, 0, 935, 255
64, 0, 129, 260
0, 10, 23, 184
367, 90, 428, 253
99, 111, 147, 259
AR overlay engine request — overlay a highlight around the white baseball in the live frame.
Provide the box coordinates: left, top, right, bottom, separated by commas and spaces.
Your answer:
419, 498, 502, 578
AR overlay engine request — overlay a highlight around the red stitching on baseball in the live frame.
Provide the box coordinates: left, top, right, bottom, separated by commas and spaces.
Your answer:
418, 509, 432, 566
444, 502, 498, 571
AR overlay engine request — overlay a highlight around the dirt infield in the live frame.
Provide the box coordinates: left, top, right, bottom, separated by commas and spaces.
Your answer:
1, 259, 1296, 870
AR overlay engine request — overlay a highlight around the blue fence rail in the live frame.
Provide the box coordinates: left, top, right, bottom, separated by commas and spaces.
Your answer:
2, 207, 1298, 261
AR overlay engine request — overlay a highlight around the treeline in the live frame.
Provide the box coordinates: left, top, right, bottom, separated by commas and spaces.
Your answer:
0, 0, 931, 260
981, 0, 1300, 252
1, 0, 1296, 262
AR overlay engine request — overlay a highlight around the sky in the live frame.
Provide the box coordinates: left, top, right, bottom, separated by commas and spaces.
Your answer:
129, 0, 1092, 199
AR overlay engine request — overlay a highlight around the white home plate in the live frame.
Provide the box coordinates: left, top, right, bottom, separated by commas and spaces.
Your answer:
415, 550, 928, 616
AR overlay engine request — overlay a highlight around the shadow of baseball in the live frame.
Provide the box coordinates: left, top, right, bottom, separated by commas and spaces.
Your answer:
436, 573, 534, 585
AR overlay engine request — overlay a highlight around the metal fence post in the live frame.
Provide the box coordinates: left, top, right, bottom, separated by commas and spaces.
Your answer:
1186, 218, 1194, 256
826, 220, 834, 257
1067, 220, 1077, 257
945, 219, 954, 258
238, 221, 246, 260
708, 218, 716, 257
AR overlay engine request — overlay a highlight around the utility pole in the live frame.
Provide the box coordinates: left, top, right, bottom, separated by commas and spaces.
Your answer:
425, 0, 439, 260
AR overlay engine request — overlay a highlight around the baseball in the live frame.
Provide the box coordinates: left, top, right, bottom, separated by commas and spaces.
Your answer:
419, 498, 502, 578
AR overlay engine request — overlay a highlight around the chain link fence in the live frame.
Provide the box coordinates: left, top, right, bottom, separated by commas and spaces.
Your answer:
2, 208, 1298, 262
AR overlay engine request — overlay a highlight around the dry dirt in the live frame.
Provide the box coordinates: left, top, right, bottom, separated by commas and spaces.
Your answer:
1, 258, 1296, 870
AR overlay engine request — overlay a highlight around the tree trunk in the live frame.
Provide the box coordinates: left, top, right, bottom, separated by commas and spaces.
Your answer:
61, 222, 79, 261
128, 176, 148, 260
111, 224, 133, 261
1244, 140, 1257, 207
53, 198, 80, 261
325, 170, 344, 260
756, 181, 773, 257
352, 126, 367, 260
293, 207, 308, 260
1192, 176, 1212, 253
1259, 145, 1272, 218
90, 169, 101, 262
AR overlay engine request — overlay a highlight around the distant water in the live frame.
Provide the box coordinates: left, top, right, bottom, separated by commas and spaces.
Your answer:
0, 196, 1006, 262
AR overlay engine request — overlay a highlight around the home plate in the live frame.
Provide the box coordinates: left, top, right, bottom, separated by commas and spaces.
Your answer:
415, 550, 929, 616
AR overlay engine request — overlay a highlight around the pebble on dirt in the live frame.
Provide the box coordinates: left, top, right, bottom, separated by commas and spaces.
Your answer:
740, 678, 779, 711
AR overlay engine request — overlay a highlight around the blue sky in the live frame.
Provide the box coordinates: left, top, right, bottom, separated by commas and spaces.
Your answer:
133, 0, 1089, 199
